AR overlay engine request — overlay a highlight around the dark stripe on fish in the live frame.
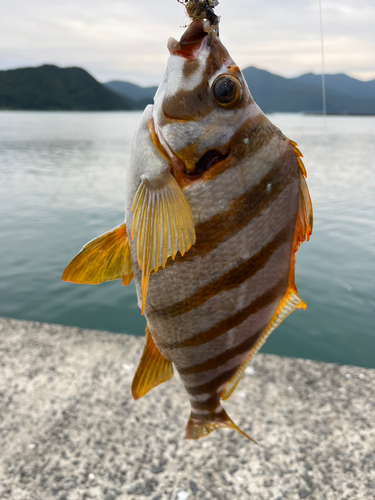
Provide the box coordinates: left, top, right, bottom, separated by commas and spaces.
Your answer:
191, 408, 226, 420
204, 116, 277, 181
187, 364, 242, 396
190, 394, 219, 410
160, 226, 289, 317
178, 325, 265, 375
166, 277, 286, 349
163, 53, 218, 121
170, 149, 297, 263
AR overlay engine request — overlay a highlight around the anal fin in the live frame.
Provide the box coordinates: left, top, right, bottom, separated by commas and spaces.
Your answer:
132, 327, 174, 400
62, 223, 133, 285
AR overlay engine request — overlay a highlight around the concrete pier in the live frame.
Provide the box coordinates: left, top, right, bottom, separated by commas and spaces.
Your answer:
0, 316, 374, 499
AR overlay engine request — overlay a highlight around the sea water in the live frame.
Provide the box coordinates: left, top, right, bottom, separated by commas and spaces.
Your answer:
0, 111, 374, 368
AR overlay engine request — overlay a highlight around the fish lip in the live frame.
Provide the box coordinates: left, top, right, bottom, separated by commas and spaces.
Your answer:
163, 111, 191, 123
168, 20, 208, 59
180, 20, 208, 44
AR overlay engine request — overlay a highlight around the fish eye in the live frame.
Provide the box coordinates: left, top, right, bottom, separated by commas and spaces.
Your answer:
212, 75, 242, 107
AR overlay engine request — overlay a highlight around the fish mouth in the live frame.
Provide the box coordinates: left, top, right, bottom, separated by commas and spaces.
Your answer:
185, 148, 231, 178
180, 20, 208, 44
168, 20, 208, 58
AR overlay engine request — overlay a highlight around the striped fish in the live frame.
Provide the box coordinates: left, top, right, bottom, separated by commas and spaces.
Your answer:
63, 17, 312, 441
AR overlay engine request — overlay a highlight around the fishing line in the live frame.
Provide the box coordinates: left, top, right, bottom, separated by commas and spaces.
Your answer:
318, 0, 327, 116
335, 278, 375, 314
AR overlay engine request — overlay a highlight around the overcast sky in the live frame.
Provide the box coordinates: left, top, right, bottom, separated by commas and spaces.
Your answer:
1, 0, 374, 86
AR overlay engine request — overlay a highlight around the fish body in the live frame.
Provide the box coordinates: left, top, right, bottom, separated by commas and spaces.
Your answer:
63, 18, 312, 441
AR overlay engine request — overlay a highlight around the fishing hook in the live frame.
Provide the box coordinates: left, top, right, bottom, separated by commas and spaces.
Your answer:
178, 0, 220, 28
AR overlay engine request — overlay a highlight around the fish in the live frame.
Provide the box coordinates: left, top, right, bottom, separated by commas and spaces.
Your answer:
62, 12, 312, 442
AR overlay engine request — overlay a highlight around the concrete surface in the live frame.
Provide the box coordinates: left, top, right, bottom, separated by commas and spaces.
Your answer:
0, 316, 374, 500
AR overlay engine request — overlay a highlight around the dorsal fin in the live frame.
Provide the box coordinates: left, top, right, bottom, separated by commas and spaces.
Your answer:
62, 223, 133, 285
290, 139, 313, 249
132, 327, 174, 400
221, 140, 313, 401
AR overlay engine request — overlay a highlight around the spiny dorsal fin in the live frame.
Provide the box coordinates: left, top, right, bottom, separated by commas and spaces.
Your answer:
290, 139, 313, 246
186, 405, 257, 443
131, 326, 174, 400
290, 140, 307, 177
62, 223, 133, 285
221, 140, 313, 401
131, 174, 196, 314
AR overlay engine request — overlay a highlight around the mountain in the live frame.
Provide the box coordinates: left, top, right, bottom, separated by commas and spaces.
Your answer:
242, 67, 375, 115
0, 65, 132, 111
294, 72, 375, 99
1, 64, 374, 114
105, 81, 158, 107
105, 67, 375, 115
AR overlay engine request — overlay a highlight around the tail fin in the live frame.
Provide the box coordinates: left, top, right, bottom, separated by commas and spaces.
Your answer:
186, 405, 257, 443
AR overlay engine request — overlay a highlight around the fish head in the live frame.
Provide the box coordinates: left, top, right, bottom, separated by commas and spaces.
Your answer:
153, 19, 259, 179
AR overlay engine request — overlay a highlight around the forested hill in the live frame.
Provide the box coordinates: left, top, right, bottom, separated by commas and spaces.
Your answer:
1, 64, 374, 114
104, 81, 158, 111
0, 65, 132, 111
241, 67, 375, 115
106, 67, 375, 115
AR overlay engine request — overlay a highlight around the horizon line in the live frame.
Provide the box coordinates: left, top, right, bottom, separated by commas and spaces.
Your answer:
1, 63, 374, 86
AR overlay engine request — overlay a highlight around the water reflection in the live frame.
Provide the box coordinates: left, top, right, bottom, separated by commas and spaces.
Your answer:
0, 111, 374, 367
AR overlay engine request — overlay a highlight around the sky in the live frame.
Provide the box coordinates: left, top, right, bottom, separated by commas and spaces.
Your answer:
1, 0, 374, 86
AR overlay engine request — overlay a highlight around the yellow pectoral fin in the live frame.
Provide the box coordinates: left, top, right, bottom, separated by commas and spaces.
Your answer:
132, 327, 174, 400
122, 273, 134, 286
131, 174, 196, 313
62, 223, 133, 285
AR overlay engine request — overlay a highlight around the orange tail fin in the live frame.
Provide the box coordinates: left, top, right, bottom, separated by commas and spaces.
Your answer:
186, 405, 257, 443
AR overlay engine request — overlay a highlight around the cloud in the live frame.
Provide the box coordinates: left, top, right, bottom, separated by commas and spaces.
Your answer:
1, 0, 374, 85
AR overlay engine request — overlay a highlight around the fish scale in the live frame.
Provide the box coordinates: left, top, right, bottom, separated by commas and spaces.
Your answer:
144, 151, 298, 393
63, 13, 312, 441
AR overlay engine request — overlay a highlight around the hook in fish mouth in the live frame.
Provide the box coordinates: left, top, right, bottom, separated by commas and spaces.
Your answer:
185, 148, 230, 177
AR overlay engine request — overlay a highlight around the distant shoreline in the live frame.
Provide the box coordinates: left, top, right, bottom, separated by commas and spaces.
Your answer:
2, 64, 375, 115
1, 108, 375, 117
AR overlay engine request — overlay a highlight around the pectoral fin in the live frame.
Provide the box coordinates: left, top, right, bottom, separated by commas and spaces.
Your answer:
62, 223, 133, 285
132, 327, 174, 400
131, 174, 196, 313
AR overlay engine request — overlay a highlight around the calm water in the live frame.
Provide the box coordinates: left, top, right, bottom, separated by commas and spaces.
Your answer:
1, 111, 374, 368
